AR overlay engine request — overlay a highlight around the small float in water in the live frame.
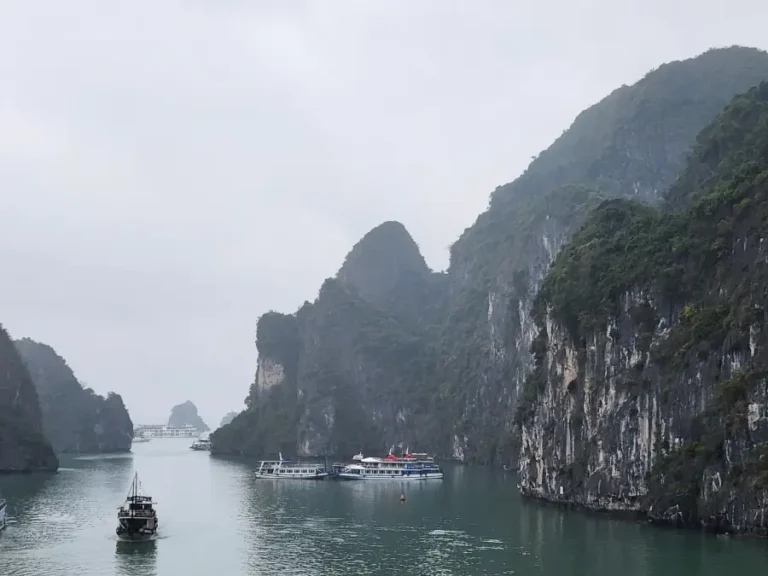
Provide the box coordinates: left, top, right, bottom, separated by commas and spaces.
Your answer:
116, 473, 158, 540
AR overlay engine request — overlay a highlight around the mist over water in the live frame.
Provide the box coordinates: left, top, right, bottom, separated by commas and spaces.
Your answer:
0, 441, 766, 575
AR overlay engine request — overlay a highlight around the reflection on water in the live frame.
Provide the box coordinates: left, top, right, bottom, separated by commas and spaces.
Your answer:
115, 539, 157, 576
1, 441, 767, 576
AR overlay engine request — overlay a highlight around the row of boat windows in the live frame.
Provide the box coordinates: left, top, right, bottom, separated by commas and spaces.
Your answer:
349, 469, 437, 475
268, 469, 320, 474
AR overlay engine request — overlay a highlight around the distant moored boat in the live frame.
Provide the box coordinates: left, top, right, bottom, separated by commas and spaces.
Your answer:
189, 437, 212, 451
254, 452, 328, 479
337, 448, 444, 480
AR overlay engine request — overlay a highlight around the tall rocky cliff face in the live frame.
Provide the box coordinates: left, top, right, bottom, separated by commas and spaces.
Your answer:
441, 46, 768, 463
518, 83, 768, 535
214, 47, 768, 471
212, 222, 447, 456
15, 338, 133, 453
0, 326, 58, 472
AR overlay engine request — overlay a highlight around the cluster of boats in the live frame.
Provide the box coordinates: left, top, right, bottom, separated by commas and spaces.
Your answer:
254, 449, 444, 481
2, 445, 438, 542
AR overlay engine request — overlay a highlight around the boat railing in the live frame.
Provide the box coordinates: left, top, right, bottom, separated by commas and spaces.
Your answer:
120, 508, 155, 518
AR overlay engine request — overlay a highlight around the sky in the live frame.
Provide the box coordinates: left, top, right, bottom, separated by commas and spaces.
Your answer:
1, 0, 767, 428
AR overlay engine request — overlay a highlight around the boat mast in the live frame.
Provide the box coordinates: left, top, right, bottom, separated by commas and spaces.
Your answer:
129, 472, 138, 500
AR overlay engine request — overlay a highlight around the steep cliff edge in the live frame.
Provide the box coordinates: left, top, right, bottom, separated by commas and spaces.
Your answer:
212, 222, 445, 457
0, 326, 58, 472
442, 46, 768, 463
15, 338, 133, 453
168, 401, 209, 432
214, 46, 768, 465
518, 83, 768, 535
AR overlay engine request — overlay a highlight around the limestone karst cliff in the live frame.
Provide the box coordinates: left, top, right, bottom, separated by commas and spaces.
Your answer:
0, 326, 58, 472
518, 83, 768, 535
212, 222, 446, 457
168, 401, 209, 432
215, 46, 768, 491
440, 46, 768, 463
15, 338, 134, 453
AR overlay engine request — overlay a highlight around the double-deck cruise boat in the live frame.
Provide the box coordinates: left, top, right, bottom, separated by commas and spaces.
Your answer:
116, 473, 158, 539
0, 498, 6, 531
254, 453, 328, 479
337, 448, 443, 480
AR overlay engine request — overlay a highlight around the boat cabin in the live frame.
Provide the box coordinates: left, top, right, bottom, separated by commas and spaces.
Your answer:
121, 495, 156, 518
256, 461, 325, 475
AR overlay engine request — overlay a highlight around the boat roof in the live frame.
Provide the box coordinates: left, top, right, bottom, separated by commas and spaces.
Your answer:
126, 495, 154, 502
257, 460, 323, 466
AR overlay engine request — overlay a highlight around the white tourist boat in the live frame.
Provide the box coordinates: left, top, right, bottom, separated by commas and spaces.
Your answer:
254, 453, 328, 479
337, 448, 443, 480
190, 437, 212, 451
132, 435, 151, 444
0, 498, 6, 531
133, 424, 199, 439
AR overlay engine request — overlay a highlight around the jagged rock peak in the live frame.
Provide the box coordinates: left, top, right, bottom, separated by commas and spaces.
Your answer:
168, 400, 209, 432
336, 221, 445, 324
338, 220, 429, 285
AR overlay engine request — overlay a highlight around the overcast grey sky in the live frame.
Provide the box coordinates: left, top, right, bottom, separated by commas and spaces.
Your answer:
1, 0, 766, 427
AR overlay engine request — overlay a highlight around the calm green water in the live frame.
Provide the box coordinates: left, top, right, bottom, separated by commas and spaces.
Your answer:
0, 439, 766, 575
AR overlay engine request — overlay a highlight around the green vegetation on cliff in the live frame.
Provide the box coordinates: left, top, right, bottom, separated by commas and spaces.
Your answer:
540, 82, 768, 343
487, 46, 768, 211
442, 46, 768, 463
15, 338, 134, 453
218, 46, 768, 467
0, 325, 58, 472
525, 81, 768, 532
213, 224, 445, 458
